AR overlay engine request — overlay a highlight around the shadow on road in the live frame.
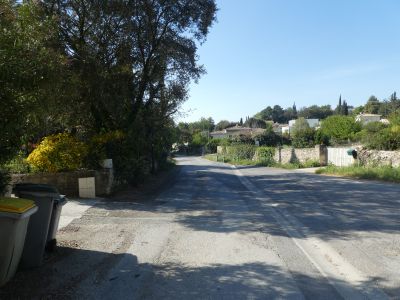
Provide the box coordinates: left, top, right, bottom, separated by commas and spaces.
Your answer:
100, 159, 400, 241
0, 246, 137, 299
2, 246, 397, 299
2, 156, 399, 298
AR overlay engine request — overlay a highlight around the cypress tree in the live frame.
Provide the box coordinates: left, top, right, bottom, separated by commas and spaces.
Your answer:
336, 95, 342, 114
342, 100, 349, 115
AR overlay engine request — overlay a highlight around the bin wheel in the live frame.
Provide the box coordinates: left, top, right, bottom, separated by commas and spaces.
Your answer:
46, 239, 57, 252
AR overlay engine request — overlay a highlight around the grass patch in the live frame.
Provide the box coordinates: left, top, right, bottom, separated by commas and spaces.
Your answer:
204, 154, 219, 162
316, 165, 400, 183
204, 154, 320, 169
204, 154, 257, 165
276, 159, 321, 169
204, 154, 270, 166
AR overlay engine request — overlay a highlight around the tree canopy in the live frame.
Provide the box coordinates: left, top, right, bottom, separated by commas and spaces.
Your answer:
320, 115, 361, 144
0, 0, 217, 181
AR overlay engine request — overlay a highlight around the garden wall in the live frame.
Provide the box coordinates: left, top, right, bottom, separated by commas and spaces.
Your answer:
356, 148, 400, 167
11, 169, 113, 197
274, 146, 323, 165
217, 144, 400, 167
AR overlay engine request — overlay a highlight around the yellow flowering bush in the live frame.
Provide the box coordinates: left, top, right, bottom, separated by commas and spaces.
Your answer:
27, 133, 88, 172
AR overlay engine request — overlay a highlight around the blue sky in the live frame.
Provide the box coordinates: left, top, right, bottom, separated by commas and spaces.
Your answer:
179, 0, 400, 123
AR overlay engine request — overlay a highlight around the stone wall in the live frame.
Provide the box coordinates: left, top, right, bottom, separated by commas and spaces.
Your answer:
217, 145, 327, 165
11, 169, 113, 197
357, 148, 400, 167
216, 144, 400, 167
274, 146, 322, 165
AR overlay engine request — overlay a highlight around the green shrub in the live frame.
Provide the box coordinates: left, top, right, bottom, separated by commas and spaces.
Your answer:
27, 133, 88, 172
206, 138, 222, 153
0, 170, 10, 196
227, 144, 256, 161
365, 126, 400, 150
320, 115, 361, 145
302, 159, 321, 168
253, 126, 280, 146
314, 129, 330, 145
230, 134, 254, 145
291, 118, 315, 148
4, 151, 31, 174
255, 147, 275, 165
191, 132, 208, 147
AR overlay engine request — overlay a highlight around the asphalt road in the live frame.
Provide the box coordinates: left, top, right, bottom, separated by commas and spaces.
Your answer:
2, 156, 399, 299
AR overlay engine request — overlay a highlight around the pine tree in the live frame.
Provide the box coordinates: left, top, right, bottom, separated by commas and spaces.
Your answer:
240, 117, 243, 126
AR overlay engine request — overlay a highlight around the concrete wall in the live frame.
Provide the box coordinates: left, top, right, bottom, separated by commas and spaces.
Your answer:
11, 169, 113, 197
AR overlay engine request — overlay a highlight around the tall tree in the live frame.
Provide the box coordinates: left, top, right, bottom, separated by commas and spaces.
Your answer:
335, 95, 342, 114
39, 0, 217, 177
320, 115, 362, 144
298, 105, 333, 119
244, 118, 266, 129
0, 1, 65, 162
364, 95, 381, 114
255, 106, 273, 121
43, 0, 217, 130
283, 107, 297, 123
292, 102, 298, 118
291, 118, 315, 148
215, 120, 232, 131
341, 100, 349, 116
389, 91, 400, 112
271, 105, 285, 123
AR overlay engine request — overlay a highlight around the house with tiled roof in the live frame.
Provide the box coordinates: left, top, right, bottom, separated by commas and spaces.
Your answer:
210, 125, 264, 139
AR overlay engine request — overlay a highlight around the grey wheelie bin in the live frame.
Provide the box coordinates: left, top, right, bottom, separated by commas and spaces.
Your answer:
0, 197, 37, 287
46, 194, 67, 251
13, 184, 63, 268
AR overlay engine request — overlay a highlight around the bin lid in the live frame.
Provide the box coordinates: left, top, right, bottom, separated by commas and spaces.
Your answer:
55, 195, 68, 205
13, 183, 59, 194
0, 197, 36, 213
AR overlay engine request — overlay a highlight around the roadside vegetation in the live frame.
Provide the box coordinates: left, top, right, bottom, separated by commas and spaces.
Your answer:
175, 93, 400, 154
0, 0, 217, 194
175, 94, 400, 177
316, 165, 400, 183
205, 153, 321, 169
204, 146, 320, 169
